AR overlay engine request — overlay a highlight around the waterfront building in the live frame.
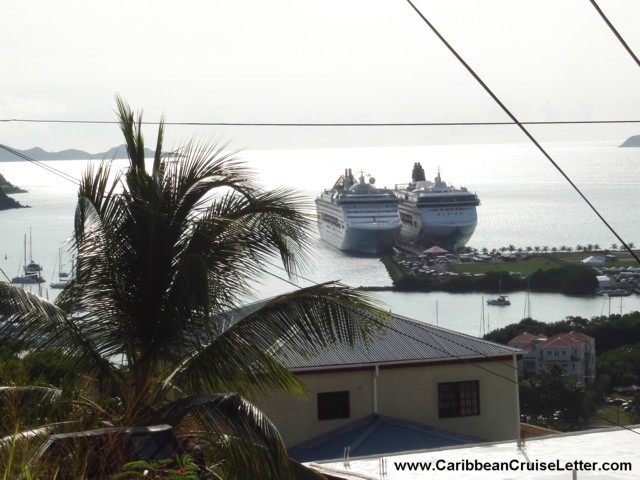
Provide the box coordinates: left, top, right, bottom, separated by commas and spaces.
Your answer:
509, 331, 596, 384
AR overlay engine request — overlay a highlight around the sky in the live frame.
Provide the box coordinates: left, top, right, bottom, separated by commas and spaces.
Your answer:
2, 0, 640, 152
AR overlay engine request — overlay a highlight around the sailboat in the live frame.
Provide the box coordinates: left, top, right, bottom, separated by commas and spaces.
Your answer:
50, 247, 72, 289
487, 294, 510, 306
523, 278, 532, 318
486, 275, 510, 306
11, 231, 46, 284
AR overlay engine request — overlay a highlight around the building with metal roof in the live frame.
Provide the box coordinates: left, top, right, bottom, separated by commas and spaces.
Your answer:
252, 313, 521, 461
509, 331, 596, 384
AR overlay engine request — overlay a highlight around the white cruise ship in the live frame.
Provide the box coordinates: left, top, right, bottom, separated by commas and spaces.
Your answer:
395, 162, 480, 252
315, 169, 401, 254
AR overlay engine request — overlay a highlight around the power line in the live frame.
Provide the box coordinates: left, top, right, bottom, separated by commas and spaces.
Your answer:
0, 144, 79, 186
1, 136, 522, 381
1, 136, 522, 386
403, 0, 640, 266
590, 0, 640, 69
2, 117, 640, 127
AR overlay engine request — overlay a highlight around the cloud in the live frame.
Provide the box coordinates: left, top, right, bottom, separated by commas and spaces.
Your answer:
0, 96, 70, 149
0, 95, 68, 118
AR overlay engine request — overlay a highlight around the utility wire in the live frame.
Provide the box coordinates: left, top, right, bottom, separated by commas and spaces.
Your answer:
403, 0, 640, 265
3, 1, 637, 390
2, 135, 521, 384
0, 144, 79, 186
0, 6, 635, 430
589, 0, 640, 69
2, 118, 640, 127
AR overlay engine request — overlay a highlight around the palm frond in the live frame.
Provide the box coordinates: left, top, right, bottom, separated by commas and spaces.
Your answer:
164, 282, 387, 398
153, 393, 294, 480
0, 283, 124, 399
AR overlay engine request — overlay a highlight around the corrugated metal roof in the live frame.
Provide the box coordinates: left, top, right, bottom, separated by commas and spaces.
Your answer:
538, 331, 594, 349
273, 313, 519, 371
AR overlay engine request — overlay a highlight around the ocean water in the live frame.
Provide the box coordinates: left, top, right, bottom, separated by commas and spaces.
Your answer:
2, 142, 640, 335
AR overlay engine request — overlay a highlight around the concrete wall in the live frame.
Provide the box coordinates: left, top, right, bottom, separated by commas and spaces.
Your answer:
252, 357, 519, 448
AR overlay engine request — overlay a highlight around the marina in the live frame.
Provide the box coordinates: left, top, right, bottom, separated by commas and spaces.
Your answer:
2, 142, 640, 336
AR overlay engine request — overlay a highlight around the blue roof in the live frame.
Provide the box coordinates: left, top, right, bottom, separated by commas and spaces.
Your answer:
289, 415, 481, 462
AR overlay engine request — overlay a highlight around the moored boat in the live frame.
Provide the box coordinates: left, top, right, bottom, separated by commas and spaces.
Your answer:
487, 295, 511, 306
11, 232, 46, 284
315, 169, 401, 254
395, 163, 480, 252
50, 246, 72, 289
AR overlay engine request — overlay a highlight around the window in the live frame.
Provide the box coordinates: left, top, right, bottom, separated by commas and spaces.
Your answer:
438, 381, 480, 418
317, 391, 350, 421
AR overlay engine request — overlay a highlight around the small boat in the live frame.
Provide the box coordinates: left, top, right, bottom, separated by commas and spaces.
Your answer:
487, 295, 511, 306
11, 231, 46, 284
597, 288, 631, 297
49, 247, 72, 289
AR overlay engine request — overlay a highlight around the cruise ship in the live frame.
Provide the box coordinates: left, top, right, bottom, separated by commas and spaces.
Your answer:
395, 162, 480, 251
315, 169, 401, 254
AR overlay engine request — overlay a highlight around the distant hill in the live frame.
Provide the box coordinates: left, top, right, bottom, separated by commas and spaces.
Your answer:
0, 144, 157, 161
0, 173, 27, 194
0, 185, 26, 210
620, 135, 640, 147
0, 172, 28, 210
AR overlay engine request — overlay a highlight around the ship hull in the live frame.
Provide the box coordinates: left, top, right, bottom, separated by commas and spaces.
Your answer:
398, 202, 478, 252
317, 218, 401, 254
315, 169, 401, 254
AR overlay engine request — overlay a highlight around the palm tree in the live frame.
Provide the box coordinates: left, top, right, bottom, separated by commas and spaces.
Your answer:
0, 96, 386, 479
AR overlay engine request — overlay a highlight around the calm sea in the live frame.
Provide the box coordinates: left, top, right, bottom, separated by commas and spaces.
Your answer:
2, 142, 640, 336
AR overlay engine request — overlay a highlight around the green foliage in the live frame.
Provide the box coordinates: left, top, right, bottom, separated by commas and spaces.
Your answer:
384, 256, 597, 295
597, 343, 640, 387
485, 311, 640, 357
114, 454, 203, 479
0, 96, 385, 479
529, 264, 599, 295
630, 393, 640, 423
520, 364, 598, 430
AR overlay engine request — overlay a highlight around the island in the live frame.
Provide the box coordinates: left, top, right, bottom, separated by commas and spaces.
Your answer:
0, 173, 28, 210
619, 135, 640, 147
0, 144, 157, 162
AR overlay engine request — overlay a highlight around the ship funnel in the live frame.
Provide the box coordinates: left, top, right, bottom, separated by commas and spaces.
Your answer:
412, 162, 426, 182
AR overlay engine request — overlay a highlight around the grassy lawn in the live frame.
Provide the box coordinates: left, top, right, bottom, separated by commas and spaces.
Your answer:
449, 251, 640, 277
588, 404, 634, 428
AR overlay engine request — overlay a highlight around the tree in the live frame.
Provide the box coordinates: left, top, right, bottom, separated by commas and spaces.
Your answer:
520, 364, 595, 430
0, 96, 386, 479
